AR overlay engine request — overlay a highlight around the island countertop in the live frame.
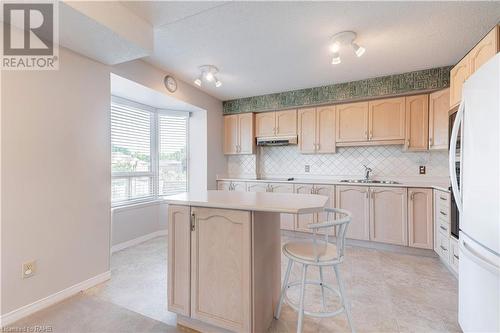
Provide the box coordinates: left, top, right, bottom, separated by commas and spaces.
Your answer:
164, 190, 328, 214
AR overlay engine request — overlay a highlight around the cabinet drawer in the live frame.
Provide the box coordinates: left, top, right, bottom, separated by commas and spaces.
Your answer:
437, 218, 450, 236
449, 237, 459, 273
436, 231, 450, 261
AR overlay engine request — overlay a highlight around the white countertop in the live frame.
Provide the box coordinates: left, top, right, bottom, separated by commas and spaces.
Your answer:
163, 190, 329, 214
217, 177, 450, 192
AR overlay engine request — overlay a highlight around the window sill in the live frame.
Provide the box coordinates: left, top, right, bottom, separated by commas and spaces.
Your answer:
111, 198, 165, 213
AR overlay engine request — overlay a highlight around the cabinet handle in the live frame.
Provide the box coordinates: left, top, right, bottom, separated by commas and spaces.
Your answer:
440, 225, 447, 231
440, 211, 447, 216
410, 193, 414, 200
429, 137, 433, 145
440, 196, 447, 201
440, 245, 448, 251
190, 213, 196, 232
369, 131, 372, 139
454, 254, 459, 260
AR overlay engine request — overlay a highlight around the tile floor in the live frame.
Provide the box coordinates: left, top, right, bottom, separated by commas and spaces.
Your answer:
9, 235, 460, 333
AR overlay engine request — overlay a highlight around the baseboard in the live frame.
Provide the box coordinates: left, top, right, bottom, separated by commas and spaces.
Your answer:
111, 229, 167, 253
0, 270, 111, 328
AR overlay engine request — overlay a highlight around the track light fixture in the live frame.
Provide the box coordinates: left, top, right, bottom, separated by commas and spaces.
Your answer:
194, 65, 222, 88
329, 31, 365, 65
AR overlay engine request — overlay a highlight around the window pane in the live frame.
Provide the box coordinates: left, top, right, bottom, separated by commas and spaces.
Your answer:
111, 104, 152, 173
112, 177, 153, 203
158, 115, 188, 195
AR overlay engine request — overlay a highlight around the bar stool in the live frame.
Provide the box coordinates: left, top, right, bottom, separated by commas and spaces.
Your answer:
274, 208, 354, 333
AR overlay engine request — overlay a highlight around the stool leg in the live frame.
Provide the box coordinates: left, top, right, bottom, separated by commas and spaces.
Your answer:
319, 266, 326, 311
334, 264, 354, 333
275, 258, 293, 319
297, 264, 308, 333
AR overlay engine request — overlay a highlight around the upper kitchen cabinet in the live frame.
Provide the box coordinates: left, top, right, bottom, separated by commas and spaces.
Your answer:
368, 97, 406, 142
336, 101, 369, 143
256, 109, 297, 137
404, 94, 429, 151
223, 113, 254, 155
469, 26, 499, 74
298, 106, 335, 154
429, 88, 450, 150
450, 55, 470, 109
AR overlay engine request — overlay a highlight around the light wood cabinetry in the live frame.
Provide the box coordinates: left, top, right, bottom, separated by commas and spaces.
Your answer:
298, 106, 336, 154
168, 205, 191, 316
469, 26, 499, 73
295, 184, 315, 232
190, 207, 252, 331
429, 89, 450, 150
408, 188, 433, 249
336, 101, 369, 143
268, 183, 295, 231
404, 94, 429, 151
369, 187, 408, 246
450, 55, 470, 109
223, 113, 254, 155
255, 109, 297, 137
336, 186, 370, 241
368, 97, 406, 142
294, 184, 334, 233
246, 182, 269, 192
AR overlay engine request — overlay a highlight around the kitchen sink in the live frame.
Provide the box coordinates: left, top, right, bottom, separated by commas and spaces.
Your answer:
340, 179, 400, 184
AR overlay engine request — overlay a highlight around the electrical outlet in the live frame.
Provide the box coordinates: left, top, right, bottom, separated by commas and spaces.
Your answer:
419, 166, 426, 174
305, 165, 310, 173
22, 261, 36, 279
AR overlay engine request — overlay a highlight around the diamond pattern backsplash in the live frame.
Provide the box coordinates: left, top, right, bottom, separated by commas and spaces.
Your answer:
227, 145, 449, 179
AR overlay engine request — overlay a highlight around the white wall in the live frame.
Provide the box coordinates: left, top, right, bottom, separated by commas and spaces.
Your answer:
1, 48, 111, 315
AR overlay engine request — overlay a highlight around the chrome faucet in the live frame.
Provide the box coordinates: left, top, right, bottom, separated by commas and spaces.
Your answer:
363, 165, 372, 181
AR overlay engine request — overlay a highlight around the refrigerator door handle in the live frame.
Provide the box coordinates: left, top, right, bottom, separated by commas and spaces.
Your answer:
449, 99, 464, 213
460, 238, 500, 275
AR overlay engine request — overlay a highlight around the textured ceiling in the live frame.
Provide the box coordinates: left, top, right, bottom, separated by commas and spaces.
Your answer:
121, 1, 500, 101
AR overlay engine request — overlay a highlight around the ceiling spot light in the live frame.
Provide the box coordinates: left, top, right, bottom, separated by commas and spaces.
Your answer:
331, 52, 341, 65
352, 42, 365, 57
194, 65, 222, 88
329, 31, 366, 65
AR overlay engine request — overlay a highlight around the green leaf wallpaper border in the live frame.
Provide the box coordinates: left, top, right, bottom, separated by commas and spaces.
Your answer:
222, 66, 451, 114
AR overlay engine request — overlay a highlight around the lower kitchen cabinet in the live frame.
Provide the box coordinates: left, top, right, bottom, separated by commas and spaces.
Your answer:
370, 187, 408, 246
217, 180, 246, 192
295, 184, 315, 232
335, 185, 370, 240
408, 188, 433, 249
246, 182, 268, 192
268, 183, 295, 231
190, 207, 252, 331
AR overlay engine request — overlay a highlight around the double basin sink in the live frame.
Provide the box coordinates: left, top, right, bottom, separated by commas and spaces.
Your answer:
340, 179, 400, 184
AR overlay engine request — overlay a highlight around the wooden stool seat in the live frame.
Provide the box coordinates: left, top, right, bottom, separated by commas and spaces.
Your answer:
283, 241, 338, 262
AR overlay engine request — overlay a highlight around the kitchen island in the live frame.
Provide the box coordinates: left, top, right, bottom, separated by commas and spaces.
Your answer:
164, 190, 328, 332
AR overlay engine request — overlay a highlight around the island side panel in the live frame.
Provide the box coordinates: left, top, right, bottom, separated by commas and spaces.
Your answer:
168, 205, 191, 316
252, 211, 281, 333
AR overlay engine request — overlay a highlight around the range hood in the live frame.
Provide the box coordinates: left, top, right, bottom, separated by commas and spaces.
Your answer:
256, 135, 298, 146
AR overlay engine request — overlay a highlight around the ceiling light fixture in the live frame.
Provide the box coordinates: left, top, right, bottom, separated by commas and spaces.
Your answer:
194, 65, 222, 88
329, 31, 365, 65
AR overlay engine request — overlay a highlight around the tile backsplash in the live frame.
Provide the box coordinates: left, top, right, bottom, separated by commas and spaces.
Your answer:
226, 145, 449, 180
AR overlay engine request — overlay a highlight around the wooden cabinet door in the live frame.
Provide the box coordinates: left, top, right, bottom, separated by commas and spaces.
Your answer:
336, 101, 369, 143
368, 97, 405, 141
190, 207, 251, 332
369, 187, 408, 245
275, 109, 297, 136
450, 56, 470, 108
405, 94, 429, 151
238, 113, 254, 154
336, 186, 370, 241
168, 205, 191, 316
269, 183, 295, 231
255, 112, 276, 137
223, 115, 238, 154
408, 188, 433, 249
295, 184, 315, 232
429, 89, 450, 150
316, 106, 336, 153
246, 182, 268, 192
298, 108, 317, 153
232, 181, 247, 192
315, 185, 335, 235
469, 26, 498, 73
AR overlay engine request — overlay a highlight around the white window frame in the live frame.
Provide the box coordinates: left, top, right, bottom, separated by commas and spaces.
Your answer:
111, 96, 190, 207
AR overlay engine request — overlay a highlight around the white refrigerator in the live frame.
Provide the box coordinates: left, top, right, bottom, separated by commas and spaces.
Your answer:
449, 53, 500, 332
